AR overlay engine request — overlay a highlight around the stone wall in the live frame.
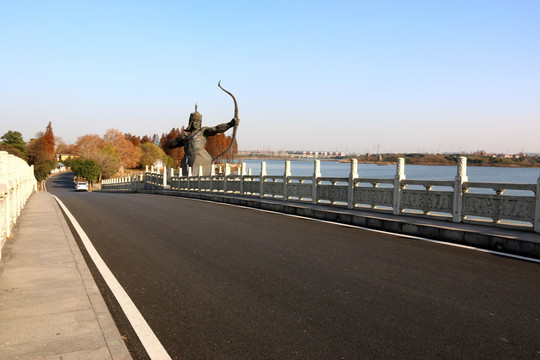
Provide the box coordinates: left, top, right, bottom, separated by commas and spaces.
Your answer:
0, 151, 37, 258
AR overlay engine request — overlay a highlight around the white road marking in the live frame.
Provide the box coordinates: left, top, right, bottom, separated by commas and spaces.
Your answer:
186, 196, 540, 264
52, 195, 172, 360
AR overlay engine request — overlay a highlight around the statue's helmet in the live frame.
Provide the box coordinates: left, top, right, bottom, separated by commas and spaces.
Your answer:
185, 104, 202, 132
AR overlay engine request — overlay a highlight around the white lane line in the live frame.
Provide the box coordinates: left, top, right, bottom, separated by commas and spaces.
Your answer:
52, 195, 172, 360
185, 197, 540, 264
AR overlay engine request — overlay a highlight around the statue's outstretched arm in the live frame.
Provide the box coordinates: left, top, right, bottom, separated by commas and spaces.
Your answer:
204, 118, 239, 136
168, 134, 187, 149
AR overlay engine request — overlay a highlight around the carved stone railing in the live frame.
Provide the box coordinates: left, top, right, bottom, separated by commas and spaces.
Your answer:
0, 151, 37, 259
101, 158, 540, 233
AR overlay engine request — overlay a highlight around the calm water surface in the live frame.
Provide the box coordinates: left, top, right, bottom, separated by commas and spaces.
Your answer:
241, 159, 540, 184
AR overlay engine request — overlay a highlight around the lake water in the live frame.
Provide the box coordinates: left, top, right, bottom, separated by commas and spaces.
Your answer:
241, 159, 540, 184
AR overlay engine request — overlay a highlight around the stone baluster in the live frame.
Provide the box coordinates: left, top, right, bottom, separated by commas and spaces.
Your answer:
142, 171, 146, 190
31, 165, 37, 192
224, 164, 231, 193
260, 161, 267, 198
197, 166, 203, 191
162, 166, 167, 188
283, 161, 291, 201
0, 151, 10, 240
240, 162, 247, 196
348, 159, 358, 209
177, 168, 183, 191
452, 156, 468, 222
12, 155, 21, 218
393, 158, 405, 215
312, 160, 321, 204
209, 164, 215, 192
535, 175, 540, 233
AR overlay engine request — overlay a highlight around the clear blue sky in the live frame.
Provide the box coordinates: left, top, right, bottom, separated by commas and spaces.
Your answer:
1, 0, 539, 154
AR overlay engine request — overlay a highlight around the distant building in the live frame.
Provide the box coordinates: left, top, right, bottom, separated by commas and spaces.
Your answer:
57, 154, 76, 162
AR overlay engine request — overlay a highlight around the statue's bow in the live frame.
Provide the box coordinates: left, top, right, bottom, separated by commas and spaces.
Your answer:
212, 81, 239, 163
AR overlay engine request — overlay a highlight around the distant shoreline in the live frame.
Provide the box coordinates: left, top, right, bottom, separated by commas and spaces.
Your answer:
238, 156, 540, 168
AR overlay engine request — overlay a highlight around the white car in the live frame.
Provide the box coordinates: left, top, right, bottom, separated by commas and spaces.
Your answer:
75, 182, 89, 191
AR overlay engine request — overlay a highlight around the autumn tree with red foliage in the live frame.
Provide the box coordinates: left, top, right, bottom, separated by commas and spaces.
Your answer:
55, 138, 77, 155
103, 129, 142, 169
206, 133, 237, 163
27, 137, 47, 166
26, 122, 57, 182
160, 128, 185, 167
75, 135, 105, 159
125, 133, 141, 147
42, 121, 55, 161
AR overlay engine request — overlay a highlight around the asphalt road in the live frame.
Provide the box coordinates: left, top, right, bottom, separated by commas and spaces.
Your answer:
48, 172, 540, 360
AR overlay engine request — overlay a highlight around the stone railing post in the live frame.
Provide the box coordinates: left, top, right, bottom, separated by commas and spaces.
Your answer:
31, 165, 37, 192
348, 159, 358, 209
240, 162, 247, 195
453, 156, 468, 222
224, 163, 231, 193
176, 168, 182, 191
535, 175, 540, 233
260, 161, 266, 198
284, 161, 291, 201
393, 158, 405, 215
312, 160, 321, 204
0, 151, 10, 241
143, 170, 148, 189
197, 166, 203, 191
162, 166, 167, 188
210, 165, 216, 192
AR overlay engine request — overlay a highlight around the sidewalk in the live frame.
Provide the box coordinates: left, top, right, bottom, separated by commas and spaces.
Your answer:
0, 191, 131, 360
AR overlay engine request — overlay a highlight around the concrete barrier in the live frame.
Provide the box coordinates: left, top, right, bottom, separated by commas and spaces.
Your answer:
0, 151, 37, 259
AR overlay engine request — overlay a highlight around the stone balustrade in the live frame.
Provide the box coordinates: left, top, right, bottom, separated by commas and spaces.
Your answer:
102, 157, 540, 233
0, 151, 37, 258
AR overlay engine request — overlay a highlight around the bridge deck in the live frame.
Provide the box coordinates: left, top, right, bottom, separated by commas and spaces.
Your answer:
145, 188, 540, 258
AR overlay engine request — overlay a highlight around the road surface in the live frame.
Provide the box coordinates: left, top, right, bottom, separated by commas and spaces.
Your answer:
47, 172, 540, 359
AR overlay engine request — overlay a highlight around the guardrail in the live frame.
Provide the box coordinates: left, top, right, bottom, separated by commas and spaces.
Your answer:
102, 157, 540, 233
0, 151, 37, 259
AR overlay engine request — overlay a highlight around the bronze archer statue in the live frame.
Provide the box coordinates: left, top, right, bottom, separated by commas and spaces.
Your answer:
168, 82, 239, 176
